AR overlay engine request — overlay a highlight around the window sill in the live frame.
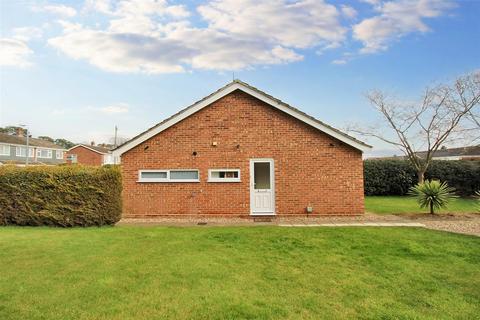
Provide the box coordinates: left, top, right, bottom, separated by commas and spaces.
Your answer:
208, 179, 241, 183
137, 180, 200, 183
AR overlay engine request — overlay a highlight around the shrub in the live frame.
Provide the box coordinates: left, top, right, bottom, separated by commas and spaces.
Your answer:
425, 161, 480, 196
364, 160, 417, 195
408, 180, 457, 214
0, 165, 122, 227
364, 160, 480, 196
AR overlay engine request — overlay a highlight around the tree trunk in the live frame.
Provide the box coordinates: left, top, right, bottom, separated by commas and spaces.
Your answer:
417, 170, 425, 184
430, 201, 434, 215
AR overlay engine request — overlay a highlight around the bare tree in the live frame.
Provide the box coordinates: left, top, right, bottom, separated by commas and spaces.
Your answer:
467, 104, 480, 135
351, 71, 480, 183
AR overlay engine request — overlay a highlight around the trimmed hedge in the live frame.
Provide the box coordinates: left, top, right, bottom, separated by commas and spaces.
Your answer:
0, 165, 122, 227
364, 160, 480, 196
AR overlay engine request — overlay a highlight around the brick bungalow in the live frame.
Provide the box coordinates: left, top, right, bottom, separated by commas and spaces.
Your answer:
66, 144, 114, 166
113, 81, 371, 218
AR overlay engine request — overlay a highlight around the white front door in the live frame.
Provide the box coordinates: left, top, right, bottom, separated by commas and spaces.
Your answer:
250, 159, 275, 215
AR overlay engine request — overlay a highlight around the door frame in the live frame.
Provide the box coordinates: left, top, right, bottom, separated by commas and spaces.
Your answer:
249, 158, 275, 216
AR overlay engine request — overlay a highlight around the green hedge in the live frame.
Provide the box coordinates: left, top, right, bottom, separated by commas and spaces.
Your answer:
364, 160, 480, 196
0, 165, 122, 227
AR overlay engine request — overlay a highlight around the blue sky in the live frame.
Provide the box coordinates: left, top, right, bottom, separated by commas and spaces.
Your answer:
0, 0, 479, 155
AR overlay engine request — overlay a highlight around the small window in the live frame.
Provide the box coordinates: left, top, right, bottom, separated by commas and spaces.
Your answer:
56, 150, 64, 159
138, 170, 199, 182
16, 146, 34, 157
140, 171, 168, 181
0, 144, 10, 156
208, 169, 240, 182
170, 170, 199, 181
67, 154, 78, 163
37, 149, 53, 158
254, 162, 270, 189
103, 154, 114, 165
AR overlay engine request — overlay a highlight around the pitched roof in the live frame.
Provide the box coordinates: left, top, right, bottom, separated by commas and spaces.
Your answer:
367, 145, 480, 160
417, 145, 480, 158
68, 144, 111, 154
0, 159, 58, 165
0, 133, 65, 149
113, 80, 371, 155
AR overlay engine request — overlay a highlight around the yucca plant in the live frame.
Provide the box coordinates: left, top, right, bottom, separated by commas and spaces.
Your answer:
408, 180, 457, 215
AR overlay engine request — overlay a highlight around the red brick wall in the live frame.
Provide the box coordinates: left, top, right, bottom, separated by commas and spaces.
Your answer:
66, 146, 104, 166
121, 90, 365, 217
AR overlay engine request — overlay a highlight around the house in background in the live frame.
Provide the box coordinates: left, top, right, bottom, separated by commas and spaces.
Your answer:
416, 146, 480, 161
0, 132, 65, 165
66, 144, 115, 166
113, 80, 371, 219
369, 145, 480, 161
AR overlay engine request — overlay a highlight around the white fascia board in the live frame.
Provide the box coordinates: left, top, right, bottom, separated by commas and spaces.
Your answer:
113, 84, 239, 156
238, 85, 371, 152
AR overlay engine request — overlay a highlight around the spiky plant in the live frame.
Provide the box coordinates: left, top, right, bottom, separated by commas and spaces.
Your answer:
408, 180, 457, 215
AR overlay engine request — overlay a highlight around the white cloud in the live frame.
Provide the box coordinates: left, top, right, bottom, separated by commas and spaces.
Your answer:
99, 104, 129, 114
83, 0, 112, 14
332, 59, 347, 65
0, 38, 33, 67
48, 0, 344, 73
12, 27, 43, 42
35, 4, 77, 17
353, 0, 454, 53
198, 0, 346, 49
45, 0, 454, 72
84, 0, 189, 18
49, 25, 189, 73
341, 5, 357, 19
360, 0, 381, 6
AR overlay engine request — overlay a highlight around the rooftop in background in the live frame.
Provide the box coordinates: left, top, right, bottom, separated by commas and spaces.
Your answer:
416, 146, 480, 158
0, 133, 65, 150
70, 144, 111, 154
368, 145, 480, 160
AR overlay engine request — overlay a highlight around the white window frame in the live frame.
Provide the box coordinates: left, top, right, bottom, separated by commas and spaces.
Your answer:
67, 154, 78, 163
16, 146, 34, 157
37, 148, 53, 159
56, 150, 64, 159
103, 154, 114, 165
138, 169, 200, 183
208, 169, 241, 182
0, 144, 10, 156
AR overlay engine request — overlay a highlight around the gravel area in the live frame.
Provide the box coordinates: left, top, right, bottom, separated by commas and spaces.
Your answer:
118, 213, 480, 236
421, 219, 480, 236
117, 213, 405, 227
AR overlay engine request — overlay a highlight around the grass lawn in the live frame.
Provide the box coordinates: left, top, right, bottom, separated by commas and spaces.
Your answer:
365, 196, 479, 214
0, 227, 479, 319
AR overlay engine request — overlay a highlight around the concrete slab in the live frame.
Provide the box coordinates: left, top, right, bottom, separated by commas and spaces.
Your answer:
279, 222, 425, 227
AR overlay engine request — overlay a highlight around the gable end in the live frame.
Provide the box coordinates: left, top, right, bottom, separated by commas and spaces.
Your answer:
113, 81, 371, 156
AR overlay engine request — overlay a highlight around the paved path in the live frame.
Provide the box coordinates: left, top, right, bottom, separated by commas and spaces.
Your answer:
279, 222, 425, 227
